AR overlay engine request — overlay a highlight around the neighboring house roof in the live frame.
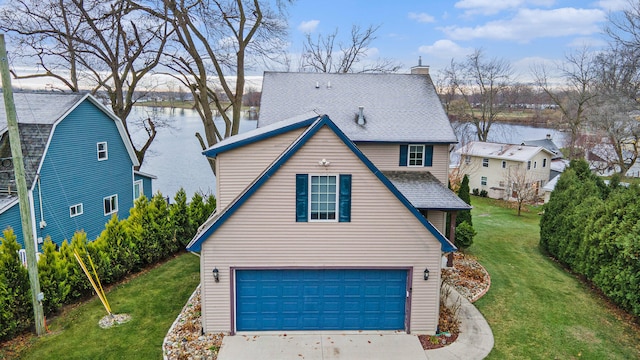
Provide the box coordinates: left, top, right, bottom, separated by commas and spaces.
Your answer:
134, 170, 158, 179
551, 158, 569, 173
258, 72, 457, 143
543, 174, 560, 192
0, 92, 139, 191
522, 137, 564, 159
187, 115, 456, 253
459, 141, 552, 162
383, 171, 471, 210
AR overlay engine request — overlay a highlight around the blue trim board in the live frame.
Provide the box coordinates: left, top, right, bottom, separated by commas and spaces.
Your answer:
202, 116, 319, 157
187, 115, 456, 252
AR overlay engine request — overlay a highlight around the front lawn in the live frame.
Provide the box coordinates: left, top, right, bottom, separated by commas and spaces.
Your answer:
469, 196, 640, 359
6, 252, 200, 360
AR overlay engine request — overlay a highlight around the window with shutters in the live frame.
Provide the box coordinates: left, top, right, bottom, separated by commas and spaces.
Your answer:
399, 144, 433, 167
296, 174, 351, 222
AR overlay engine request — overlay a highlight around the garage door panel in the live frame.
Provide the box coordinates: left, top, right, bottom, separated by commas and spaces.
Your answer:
236, 269, 407, 331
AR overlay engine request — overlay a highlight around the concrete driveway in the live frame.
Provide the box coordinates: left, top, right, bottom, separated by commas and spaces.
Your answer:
216, 333, 428, 360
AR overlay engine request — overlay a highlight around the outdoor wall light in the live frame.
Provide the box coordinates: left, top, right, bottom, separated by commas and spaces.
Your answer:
213, 267, 219, 282
424, 268, 430, 281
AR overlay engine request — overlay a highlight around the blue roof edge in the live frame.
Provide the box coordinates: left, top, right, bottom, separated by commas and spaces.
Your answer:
202, 116, 319, 157
187, 115, 456, 253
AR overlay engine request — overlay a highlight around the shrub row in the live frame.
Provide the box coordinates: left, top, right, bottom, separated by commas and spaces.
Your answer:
540, 160, 640, 318
0, 189, 215, 341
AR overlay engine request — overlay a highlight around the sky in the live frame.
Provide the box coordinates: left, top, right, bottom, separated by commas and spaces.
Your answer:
282, 0, 629, 81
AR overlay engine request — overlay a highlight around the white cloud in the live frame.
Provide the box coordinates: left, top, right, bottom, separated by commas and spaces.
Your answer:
566, 36, 608, 48
408, 12, 435, 23
418, 39, 474, 59
442, 7, 606, 42
595, 0, 629, 12
455, 0, 524, 15
298, 20, 320, 33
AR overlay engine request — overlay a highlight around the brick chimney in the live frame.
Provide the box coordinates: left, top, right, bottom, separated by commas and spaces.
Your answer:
411, 56, 430, 75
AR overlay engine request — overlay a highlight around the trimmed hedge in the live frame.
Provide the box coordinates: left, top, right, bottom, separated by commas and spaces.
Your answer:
540, 160, 640, 318
0, 189, 215, 341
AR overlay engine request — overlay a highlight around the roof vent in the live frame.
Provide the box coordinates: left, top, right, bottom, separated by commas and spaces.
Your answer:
315, 81, 319, 89
327, 81, 331, 89
356, 106, 366, 126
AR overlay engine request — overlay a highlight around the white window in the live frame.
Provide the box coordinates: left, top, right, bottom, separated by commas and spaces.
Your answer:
534, 161, 537, 169
482, 158, 489, 167
481, 176, 487, 186
499, 181, 505, 187
527, 161, 531, 170
134, 180, 143, 199
408, 145, 425, 167
69, 203, 83, 217
104, 194, 118, 215
465, 155, 471, 164
543, 158, 547, 167
310, 175, 337, 221
97, 142, 108, 160
502, 161, 506, 169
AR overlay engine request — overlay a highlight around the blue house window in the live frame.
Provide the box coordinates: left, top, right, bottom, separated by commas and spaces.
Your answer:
97, 142, 108, 161
69, 203, 83, 217
399, 144, 433, 167
134, 180, 143, 199
104, 194, 118, 215
296, 174, 351, 222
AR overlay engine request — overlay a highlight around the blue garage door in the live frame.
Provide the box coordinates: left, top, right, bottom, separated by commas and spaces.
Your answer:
235, 269, 407, 331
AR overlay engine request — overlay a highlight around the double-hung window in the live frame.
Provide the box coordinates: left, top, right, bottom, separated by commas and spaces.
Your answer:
296, 174, 351, 222
481, 176, 487, 186
482, 158, 489, 167
97, 142, 108, 160
104, 194, 118, 216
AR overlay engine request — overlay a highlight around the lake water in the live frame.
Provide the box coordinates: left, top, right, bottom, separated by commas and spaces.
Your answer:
132, 107, 566, 199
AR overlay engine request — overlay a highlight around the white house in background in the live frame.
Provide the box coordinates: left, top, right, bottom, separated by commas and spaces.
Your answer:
458, 141, 553, 201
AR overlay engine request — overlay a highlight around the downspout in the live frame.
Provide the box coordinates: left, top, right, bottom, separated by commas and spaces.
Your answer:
37, 177, 46, 231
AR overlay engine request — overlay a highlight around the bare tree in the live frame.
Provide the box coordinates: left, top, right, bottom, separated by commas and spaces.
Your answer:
532, 47, 598, 160
587, 46, 640, 175
504, 164, 541, 216
443, 49, 513, 142
0, 0, 170, 167
299, 24, 401, 73
133, 0, 290, 173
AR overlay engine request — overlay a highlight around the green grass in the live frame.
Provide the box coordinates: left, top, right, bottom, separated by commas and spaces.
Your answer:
12, 253, 200, 360
468, 196, 640, 359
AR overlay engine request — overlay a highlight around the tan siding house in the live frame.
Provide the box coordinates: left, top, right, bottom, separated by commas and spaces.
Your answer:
188, 71, 471, 337
188, 117, 454, 334
459, 141, 553, 200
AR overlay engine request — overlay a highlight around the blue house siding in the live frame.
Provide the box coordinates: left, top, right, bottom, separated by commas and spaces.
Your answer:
33, 101, 135, 247
0, 202, 25, 247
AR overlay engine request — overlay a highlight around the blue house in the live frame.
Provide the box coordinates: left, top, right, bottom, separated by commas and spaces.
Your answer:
0, 92, 155, 249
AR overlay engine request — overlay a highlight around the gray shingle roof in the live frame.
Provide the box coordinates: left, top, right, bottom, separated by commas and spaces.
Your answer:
258, 72, 458, 143
0, 92, 86, 191
383, 171, 471, 210
522, 138, 563, 159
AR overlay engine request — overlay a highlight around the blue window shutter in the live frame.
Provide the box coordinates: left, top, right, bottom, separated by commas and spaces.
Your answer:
424, 145, 433, 167
399, 145, 408, 166
339, 174, 352, 222
296, 174, 308, 222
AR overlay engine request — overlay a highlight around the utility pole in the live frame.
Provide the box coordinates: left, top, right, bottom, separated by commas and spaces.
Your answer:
0, 34, 45, 335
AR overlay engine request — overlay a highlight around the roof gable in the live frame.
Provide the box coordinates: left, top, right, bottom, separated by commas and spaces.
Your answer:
187, 115, 456, 253
258, 72, 457, 144
0, 93, 139, 191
